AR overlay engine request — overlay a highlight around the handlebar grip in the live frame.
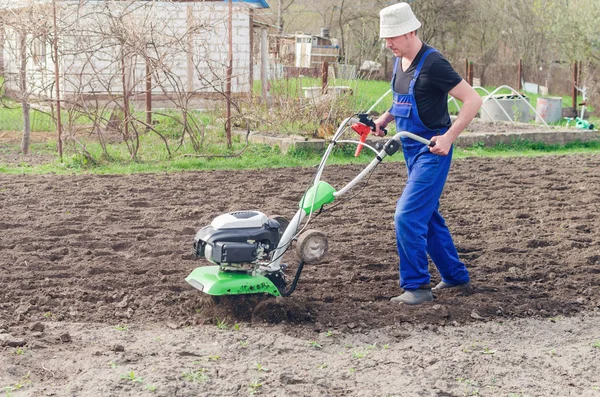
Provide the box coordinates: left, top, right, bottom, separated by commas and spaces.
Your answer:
357, 113, 387, 135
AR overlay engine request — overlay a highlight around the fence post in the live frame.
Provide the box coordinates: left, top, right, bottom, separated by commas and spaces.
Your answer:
578, 60, 583, 106
572, 61, 578, 113
146, 60, 152, 131
465, 59, 469, 81
19, 32, 30, 154
517, 59, 522, 91
121, 55, 130, 143
52, 0, 63, 160
321, 61, 328, 95
467, 61, 474, 86
261, 27, 268, 103
225, 0, 233, 148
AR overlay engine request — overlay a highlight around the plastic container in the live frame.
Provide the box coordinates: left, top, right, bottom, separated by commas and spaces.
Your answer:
535, 97, 562, 124
480, 94, 531, 123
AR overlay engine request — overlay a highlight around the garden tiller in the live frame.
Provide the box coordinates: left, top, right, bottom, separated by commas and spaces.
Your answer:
185, 113, 435, 297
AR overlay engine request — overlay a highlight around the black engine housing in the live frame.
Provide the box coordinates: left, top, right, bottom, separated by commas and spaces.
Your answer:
194, 211, 281, 264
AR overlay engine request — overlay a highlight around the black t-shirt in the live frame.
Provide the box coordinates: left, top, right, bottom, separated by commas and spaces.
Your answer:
392, 43, 462, 131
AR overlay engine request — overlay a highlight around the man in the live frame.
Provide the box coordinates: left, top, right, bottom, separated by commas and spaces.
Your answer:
374, 2, 482, 305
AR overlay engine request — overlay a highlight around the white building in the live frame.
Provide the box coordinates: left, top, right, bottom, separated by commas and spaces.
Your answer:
0, 0, 270, 105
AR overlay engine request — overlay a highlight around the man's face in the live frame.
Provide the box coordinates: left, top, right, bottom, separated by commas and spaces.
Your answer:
385, 33, 410, 57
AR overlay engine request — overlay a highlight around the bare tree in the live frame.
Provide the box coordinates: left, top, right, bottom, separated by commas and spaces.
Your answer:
276, 0, 295, 34
1, 0, 52, 154
457, 0, 504, 84
0, 0, 264, 161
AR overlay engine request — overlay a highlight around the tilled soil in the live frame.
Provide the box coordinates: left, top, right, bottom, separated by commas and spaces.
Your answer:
2, 154, 600, 396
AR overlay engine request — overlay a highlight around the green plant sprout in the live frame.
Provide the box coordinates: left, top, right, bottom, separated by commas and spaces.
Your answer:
309, 341, 322, 349
215, 317, 228, 330
233, 323, 241, 331
486, 377, 498, 390
511, 102, 523, 123
239, 340, 249, 347
456, 377, 481, 396
254, 362, 270, 372
145, 384, 157, 392
2, 374, 32, 397
480, 347, 496, 355
14, 347, 25, 355
325, 330, 333, 337
351, 349, 367, 359
114, 324, 129, 331
592, 340, 600, 349
456, 378, 479, 386
182, 368, 208, 383
207, 355, 221, 362
317, 363, 328, 369
120, 371, 144, 383
248, 379, 263, 395
108, 361, 118, 369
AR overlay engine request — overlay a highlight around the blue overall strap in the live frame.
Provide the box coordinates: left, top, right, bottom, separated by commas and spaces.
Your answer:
408, 48, 437, 94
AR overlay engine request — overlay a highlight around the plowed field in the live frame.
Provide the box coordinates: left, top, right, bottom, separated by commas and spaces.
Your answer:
2, 154, 600, 396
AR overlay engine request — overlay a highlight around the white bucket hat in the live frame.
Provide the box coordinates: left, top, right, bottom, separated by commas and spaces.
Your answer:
379, 2, 421, 39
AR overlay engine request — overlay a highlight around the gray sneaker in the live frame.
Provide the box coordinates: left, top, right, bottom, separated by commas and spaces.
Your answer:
433, 281, 472, 292
390, 289, 433, 305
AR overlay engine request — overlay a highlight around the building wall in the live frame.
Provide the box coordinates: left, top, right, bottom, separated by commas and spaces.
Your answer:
2, 0, 254, 100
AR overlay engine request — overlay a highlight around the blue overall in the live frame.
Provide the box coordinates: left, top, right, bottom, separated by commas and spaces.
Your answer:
390, 49, 470, 290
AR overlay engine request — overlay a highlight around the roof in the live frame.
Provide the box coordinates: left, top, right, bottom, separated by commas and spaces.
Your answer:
0, 0, 270, 11
226, 0, 270, 8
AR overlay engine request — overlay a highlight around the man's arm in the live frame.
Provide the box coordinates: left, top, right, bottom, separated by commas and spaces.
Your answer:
430, 80, 482, 155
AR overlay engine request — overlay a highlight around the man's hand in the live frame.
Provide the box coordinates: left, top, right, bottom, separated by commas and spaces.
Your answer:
374, 111, 395, 137
429, 135, 452, 156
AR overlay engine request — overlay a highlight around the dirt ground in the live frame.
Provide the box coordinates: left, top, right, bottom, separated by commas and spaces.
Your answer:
2, 148, 600, 396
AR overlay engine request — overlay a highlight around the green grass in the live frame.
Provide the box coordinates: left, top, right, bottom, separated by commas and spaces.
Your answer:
258, 77, 393, 114
2, 79, 600, 175
256, 78, 596, 117
2, 136, 600, 175
456, 139, 600, 157
0, 105, 56, 132
256, 78, 597, 129
0, 101, 217, 135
